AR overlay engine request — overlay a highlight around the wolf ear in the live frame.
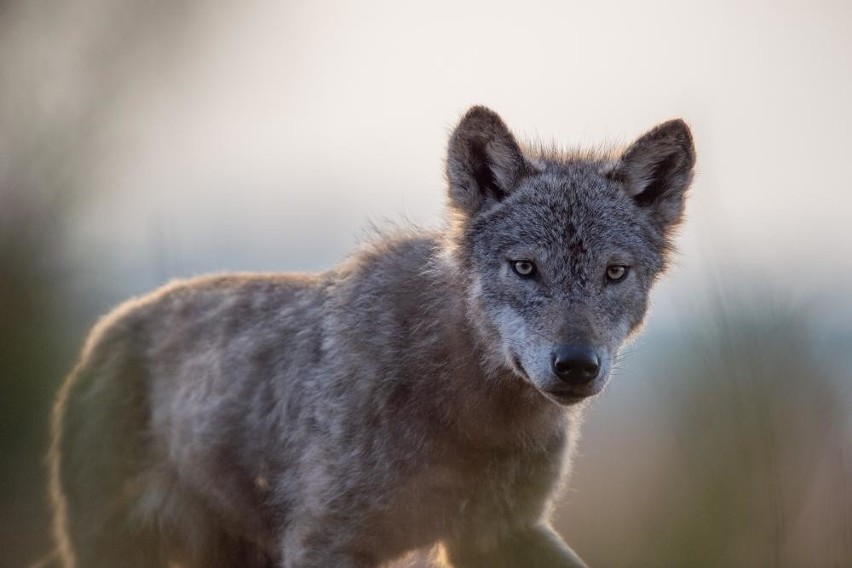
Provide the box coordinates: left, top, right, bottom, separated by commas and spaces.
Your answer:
610, 119, 696, 231
446, 106, 531, 216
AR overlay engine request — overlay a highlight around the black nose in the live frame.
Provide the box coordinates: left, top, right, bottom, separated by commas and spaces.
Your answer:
551, 345, 600, 384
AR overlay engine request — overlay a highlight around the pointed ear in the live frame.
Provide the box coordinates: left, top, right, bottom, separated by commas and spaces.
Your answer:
446, 106, 531, 216
610, 119, 696, 231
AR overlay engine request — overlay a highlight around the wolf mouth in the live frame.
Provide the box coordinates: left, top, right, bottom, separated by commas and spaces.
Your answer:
546, 391, 590, 405
511, 354, 591, 406
511, 355, 530, 380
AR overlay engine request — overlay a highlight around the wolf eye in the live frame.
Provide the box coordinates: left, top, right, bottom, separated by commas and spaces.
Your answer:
606, 265, 629, 282
511, 260, 537, 278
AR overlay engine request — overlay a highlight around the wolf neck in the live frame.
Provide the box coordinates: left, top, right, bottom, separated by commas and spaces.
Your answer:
420, 238, 571, 444
336, 230, 571, 443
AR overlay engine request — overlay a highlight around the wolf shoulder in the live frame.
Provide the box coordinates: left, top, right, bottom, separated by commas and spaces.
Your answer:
80, 272, 320, 356
78, 229, 445, 367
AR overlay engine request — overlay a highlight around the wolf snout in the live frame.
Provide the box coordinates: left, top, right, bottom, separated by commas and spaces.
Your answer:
551, 345, 601, 385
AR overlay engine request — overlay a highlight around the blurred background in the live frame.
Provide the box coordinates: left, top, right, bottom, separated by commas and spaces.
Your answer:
1, 0, 850, 566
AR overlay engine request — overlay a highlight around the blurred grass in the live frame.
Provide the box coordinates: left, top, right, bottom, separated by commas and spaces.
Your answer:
557, 299, 852, 567
661, 305, 852, 565
0, 2, 204, 564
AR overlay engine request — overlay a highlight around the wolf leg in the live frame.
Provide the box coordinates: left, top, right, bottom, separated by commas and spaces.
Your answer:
279, 524, 377, 568
280, 546, 376, 568
444, 524, 588, 568
62, 510, 163, 568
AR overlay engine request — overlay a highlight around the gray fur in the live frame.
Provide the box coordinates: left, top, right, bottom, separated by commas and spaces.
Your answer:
48, 106, 695, 567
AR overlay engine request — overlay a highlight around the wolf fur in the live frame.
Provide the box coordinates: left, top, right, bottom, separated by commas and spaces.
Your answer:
48, 106, 695, 567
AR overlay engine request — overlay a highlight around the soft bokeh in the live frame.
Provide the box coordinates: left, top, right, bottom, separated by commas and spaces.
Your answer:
1, 1, 850, 565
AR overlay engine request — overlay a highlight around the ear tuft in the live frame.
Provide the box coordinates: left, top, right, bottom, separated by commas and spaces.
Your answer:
610, 119, 696, 231
446, 106, 530, 216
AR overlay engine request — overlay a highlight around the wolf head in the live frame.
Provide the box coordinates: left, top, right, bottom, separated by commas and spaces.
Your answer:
444, 106, 695, 406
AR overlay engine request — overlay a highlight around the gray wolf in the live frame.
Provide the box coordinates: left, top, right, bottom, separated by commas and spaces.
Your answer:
48, 106, 695, 567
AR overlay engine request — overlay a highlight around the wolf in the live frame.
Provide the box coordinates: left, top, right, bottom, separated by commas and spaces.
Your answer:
48, 106, 695, 567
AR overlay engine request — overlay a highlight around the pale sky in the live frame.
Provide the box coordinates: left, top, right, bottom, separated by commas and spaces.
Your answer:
60, 0, 851, 327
